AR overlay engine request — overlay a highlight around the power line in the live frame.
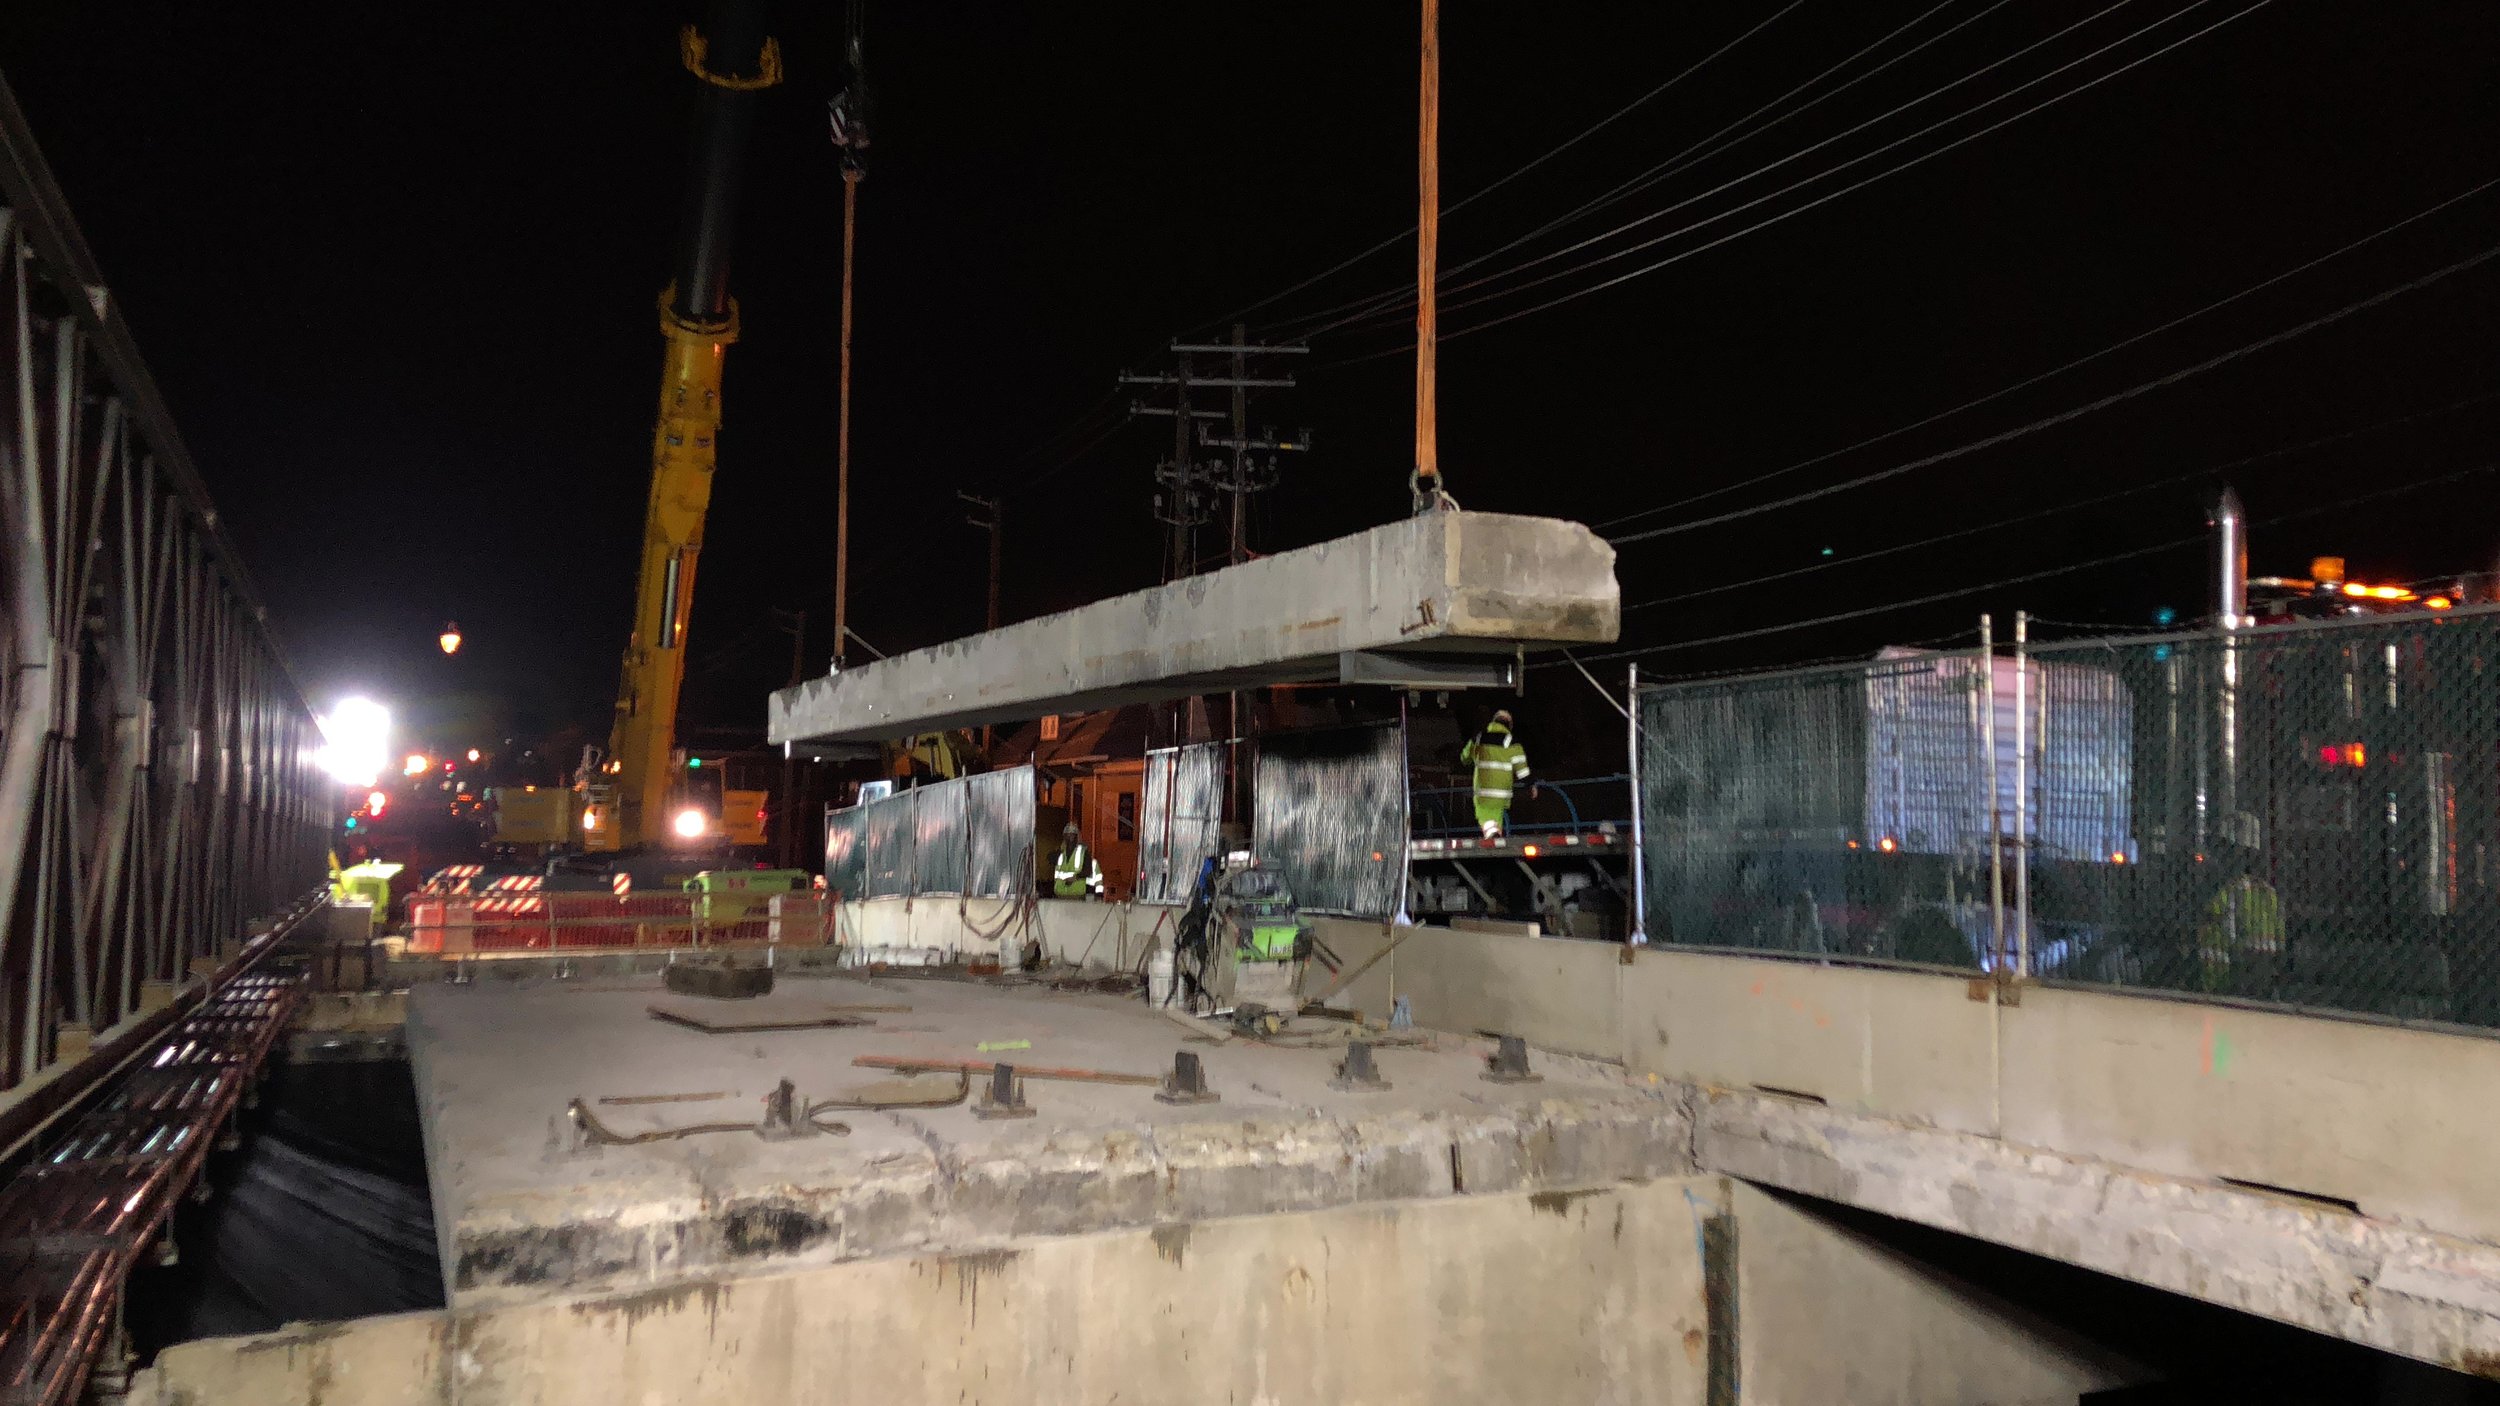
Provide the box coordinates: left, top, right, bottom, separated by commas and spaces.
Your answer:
1609, 234, 2500, 545
1273, 0, 2068, 340
1307, 0, 2178, 339
1601, 169, 2500, 532
1569, 460, 2500, 666
1192, 2, 1807, 332
1316, 0, 2269, 362
1622, 390, 2500, 612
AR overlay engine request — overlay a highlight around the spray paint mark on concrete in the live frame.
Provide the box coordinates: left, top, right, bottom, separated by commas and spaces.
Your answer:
1151, 1222, 1194, 1268
1529, 1187, 1609, 1218
2203, 1014, 2236, 1077
937, 1247, 1021, 1327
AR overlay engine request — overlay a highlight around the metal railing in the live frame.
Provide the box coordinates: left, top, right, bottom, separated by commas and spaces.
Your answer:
1409, 773, 1629, 838
0, 75, 325, 1095
1634, 607, 2500, 1030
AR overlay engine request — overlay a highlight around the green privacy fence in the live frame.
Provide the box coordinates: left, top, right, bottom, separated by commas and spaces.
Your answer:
1635, 606, 2500, 1030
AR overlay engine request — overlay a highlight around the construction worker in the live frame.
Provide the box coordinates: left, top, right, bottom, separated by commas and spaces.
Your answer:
2197, 859, 2284, 996
1460, 709, 1534, 839
1052, 822, 1103, 899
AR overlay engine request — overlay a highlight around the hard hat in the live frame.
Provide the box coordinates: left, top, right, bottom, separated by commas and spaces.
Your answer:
1063, 821, 1080, 836
1491, 709, 1513, 727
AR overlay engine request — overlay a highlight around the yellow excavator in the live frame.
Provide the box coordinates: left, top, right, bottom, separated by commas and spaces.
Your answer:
496, 0, 778, 860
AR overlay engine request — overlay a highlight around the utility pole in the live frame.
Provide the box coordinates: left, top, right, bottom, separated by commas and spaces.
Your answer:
829, 1, 871, 668
1413, 0, 1443, 514
774, 608, 807, 867
1126, 342, 1304, 575
958, 492, 1004, 631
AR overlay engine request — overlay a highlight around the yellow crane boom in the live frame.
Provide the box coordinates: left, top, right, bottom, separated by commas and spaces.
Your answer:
582, 1, 779, 852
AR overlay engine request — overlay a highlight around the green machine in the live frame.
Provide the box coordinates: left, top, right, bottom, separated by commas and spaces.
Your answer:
1215, 866, 1305, 962
1172, 857, 1308, 1014
684, 868, 811, 926
330, 860, 404, 937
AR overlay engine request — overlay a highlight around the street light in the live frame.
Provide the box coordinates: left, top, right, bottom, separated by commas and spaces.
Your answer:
439, 621, 463, 655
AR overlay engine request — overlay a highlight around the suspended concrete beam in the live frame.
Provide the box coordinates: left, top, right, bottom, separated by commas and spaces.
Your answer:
769, 511, 1616, 747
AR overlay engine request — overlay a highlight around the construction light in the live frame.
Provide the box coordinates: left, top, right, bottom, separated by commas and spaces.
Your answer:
581, 808, 601, 832
1877, 836, 1898, 853
1522, 844, 1541, 858
672, 808, 708, 840
439, 622, 463, 655
315, 697, 391, 788
2428, 596, 2455, 610
367, 790, 388, 817
2108, 851, 2126, 865
403, 753, 430, 777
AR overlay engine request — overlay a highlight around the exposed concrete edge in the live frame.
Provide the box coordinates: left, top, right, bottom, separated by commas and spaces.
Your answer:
135, 1176, 1731, 1406
445, 1091, 1696, 1308
1693, 1086, 2500, 1380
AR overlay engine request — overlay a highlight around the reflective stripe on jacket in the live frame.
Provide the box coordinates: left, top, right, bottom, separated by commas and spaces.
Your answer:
1460, 724, 1530, 803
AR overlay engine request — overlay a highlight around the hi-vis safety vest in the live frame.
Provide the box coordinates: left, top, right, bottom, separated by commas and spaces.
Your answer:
1053, 843, 1099, 898
1461, 725, 1530, 805
2198, 874, 2283, 986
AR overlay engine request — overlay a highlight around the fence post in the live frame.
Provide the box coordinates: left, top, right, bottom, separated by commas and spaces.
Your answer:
1981, 615, 2003, 967
2013, 612, 2032, 979
1627, 662, 1646, 947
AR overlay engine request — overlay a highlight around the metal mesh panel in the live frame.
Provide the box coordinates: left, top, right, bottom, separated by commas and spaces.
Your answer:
1253, 722, 1406, 918
823, 805, 866, 898
1137, 744, 1225, 904
1638, 652, 1997, 968
911, 780, 968, 896
962, 765, 1037, 899
822, 767, 1038, 900
859, 788, 916, 898
2028, 612, 2500, 1026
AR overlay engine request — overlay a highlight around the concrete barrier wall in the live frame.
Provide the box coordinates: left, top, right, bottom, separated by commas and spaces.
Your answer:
1389, 926, 1624, 1060
1620, 950, 2001, 1137
1403, 932, 2500, 1255
2002, 985, 2500, 1244
141, 1179, 1726, 1406
1309, 916, 1400, 1018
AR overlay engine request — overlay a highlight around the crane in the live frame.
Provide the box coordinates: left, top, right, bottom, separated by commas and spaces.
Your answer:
579, 0, 780, 853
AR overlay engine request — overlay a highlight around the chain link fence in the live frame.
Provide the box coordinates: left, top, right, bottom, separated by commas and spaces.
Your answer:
1635, 607, 2500, 1029
1639, 649, 2003, 969
2027, 609, 2500, 1026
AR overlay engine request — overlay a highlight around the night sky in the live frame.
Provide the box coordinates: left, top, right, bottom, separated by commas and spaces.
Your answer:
6, 1, 2498, 760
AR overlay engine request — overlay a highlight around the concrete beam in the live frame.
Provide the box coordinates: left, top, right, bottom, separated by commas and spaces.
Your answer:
768, 511, 1618, 745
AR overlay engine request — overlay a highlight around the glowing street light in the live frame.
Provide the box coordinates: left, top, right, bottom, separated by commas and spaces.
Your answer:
439, 621, 463, 655
315, 697, 392, 789
366, 790, 389, 817
403, 753, 431, 777
466, 747, 481, 763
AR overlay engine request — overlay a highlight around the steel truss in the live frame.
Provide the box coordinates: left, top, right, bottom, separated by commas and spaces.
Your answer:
0, 74, 324, 1098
